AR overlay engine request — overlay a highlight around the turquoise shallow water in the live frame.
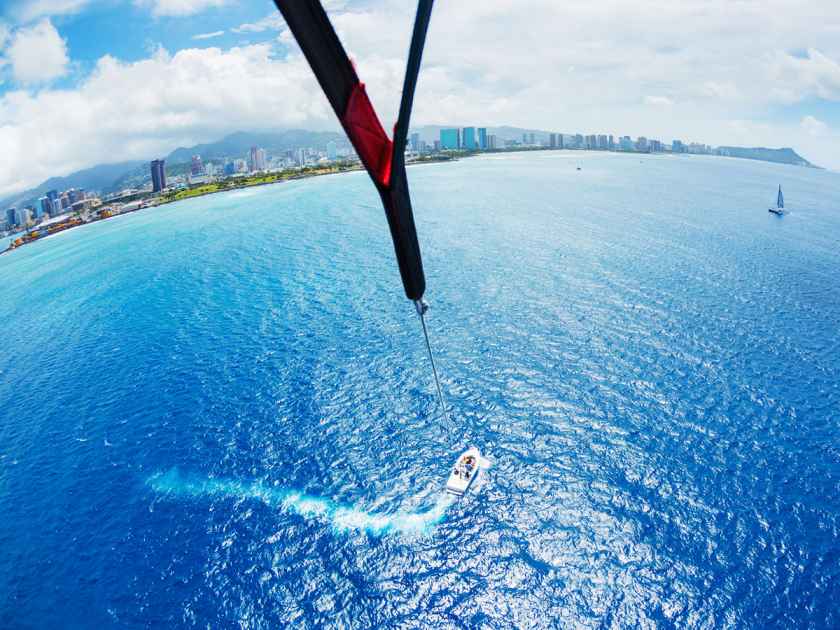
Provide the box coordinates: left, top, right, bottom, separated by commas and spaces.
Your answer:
1, 151, 840, 628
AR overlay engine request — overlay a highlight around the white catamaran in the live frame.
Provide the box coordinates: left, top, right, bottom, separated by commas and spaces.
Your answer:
769, 185, 785, 215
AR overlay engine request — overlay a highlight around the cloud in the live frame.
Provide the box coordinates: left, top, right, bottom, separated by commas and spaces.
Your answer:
0, 21, 10, 48
137, 0, 227, 18
232, 13, 285, 34
5, 0, 840, 195
0, 44, 329, 197
800, 115, 828, 136
770, 48, 840, 103
5, 19, 69, 84
13, 0, 89, 23
644, 95, 674, 107
192, 30, 224, 40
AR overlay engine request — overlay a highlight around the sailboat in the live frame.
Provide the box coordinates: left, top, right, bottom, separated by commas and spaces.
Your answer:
768, 185, 785, 215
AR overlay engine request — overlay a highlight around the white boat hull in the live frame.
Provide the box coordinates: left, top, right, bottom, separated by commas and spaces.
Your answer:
446, 447, 481, 496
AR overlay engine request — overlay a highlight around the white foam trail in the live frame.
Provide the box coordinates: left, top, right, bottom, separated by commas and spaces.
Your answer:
147, 469, 455, 537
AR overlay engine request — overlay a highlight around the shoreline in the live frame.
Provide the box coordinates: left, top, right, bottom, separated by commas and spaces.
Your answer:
1, 146, 820, 258
1, 156, 452, 257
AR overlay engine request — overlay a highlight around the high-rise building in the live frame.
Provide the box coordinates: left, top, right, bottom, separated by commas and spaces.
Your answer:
559, 134, 564, 149
522, 133, 528, 144
487, 134, 497, 149
598, 135, 608, 150
190, 155, 204, 177
249, 146, 267, 172
224, 161, 236, 176
478, 128, 487, 150
409, 133, 420, 152
326, 141, 337, 160
574, 134, 584, 148
549, 133, 557, 148
636, 137, 649, 152
672, 140, 684, 153
151, 159, 166, 192
462, 127, 477, 150
440, 128, 460, 150
39, 197, 51, 217
608, 135, 615, 150
6, 207, 17, 227
51, 199, 62, 216
19, 208, 30, 226
620, 136, 633, 151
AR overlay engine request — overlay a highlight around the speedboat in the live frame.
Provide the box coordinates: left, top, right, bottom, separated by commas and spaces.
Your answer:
445, 447, 481, 496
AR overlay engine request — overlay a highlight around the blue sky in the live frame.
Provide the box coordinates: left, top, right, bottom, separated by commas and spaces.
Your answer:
1, 0, 839, 196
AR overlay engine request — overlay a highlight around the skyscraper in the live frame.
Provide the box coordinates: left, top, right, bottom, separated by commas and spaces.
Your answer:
249, 147, 267, 172
462, 127, 477, 150
440, 128, 459, 150
478, 128, 487, 150
151, 159, 166, 192
190, 155, 204, 177
326, 141, 337, 160
409, 132, 420, 152
6, 207, 17, 227
549, 133, 557, 148
39, 197, 51, 217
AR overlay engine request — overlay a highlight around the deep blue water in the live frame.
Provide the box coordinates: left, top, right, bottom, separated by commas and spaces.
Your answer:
1, 152, 839, 628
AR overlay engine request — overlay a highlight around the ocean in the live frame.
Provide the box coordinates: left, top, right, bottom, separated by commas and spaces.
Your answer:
1, 151, 839, 628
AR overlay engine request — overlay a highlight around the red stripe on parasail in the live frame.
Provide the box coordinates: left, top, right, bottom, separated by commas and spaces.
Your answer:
342, 82, 392, 187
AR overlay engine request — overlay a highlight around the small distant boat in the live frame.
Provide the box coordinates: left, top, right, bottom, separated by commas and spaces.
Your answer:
576, 166, 581, 171
445, 447, 481, 496
768, 185, 785, 215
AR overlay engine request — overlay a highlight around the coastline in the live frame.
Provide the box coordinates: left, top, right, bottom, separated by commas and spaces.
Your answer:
1, 156, 452, 257
0, 146, 817, 258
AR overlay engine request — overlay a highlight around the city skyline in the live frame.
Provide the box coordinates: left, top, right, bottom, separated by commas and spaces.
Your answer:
1, 1, 839, 198
4, 119, 815, 236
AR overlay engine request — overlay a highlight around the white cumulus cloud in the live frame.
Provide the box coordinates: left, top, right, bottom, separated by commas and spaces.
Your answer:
13, 0, 90, 23
232, 13, 285, 34
0, 44, 329, 197
5, 0, 840, 195
5, 19, 69, 84
0, 22, 10, 49
137, 0, 227, 18
800, 115, 828, 136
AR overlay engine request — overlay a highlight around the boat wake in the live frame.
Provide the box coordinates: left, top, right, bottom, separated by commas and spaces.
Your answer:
146, 468, 455, 537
